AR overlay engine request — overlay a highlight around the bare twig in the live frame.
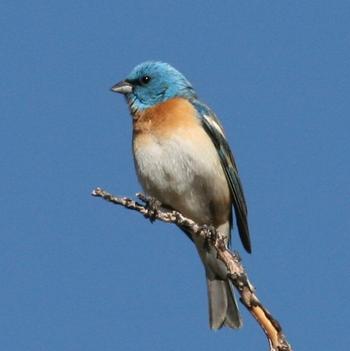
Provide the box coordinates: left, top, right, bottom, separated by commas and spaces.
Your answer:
92, 187, 292, 351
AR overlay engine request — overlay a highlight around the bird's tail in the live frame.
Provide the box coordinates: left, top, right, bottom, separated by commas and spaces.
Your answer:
206, 276, 242, 329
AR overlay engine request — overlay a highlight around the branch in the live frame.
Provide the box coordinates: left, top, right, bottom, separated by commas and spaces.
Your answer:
92, 187, 292, 351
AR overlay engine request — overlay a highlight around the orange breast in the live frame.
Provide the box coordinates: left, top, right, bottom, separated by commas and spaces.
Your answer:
133, 97, 200, 138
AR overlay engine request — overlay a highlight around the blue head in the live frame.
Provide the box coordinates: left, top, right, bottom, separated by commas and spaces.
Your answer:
111, 61, 196, 112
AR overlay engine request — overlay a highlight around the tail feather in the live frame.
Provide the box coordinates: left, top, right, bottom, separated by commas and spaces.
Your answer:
207, 277, 242, 329
185, 222, 242, 330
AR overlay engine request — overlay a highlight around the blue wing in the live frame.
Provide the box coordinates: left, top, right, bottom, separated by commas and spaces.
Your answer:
192, 100, 251, 253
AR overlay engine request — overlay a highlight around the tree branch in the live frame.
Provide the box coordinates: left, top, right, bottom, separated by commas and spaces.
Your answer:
92, 187, 292, 351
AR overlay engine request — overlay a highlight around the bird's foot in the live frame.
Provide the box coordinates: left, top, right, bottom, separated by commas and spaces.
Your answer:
201, 224, 216, 250
137, 193, 162, 223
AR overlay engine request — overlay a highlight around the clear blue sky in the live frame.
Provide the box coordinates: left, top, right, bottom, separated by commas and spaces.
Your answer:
1, 1, 349, 350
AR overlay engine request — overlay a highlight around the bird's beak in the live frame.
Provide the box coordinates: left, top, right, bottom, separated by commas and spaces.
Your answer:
110, 80, 133, 94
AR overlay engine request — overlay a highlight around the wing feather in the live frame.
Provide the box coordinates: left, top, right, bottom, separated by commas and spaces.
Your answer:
192, 100, 252, 253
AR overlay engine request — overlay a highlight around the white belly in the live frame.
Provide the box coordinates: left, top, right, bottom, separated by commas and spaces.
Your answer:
133, 131, 231, 226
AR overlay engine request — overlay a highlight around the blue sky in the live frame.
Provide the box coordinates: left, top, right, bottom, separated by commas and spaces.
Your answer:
1, 1, 349, 350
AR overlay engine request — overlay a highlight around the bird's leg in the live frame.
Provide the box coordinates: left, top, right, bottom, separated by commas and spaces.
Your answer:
136, 193, 162, 223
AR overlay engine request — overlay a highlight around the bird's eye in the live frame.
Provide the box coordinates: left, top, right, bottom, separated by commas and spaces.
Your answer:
140, 75, 151, 85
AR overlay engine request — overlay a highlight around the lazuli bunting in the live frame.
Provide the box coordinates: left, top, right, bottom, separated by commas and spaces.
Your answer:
111, 61, 251, 329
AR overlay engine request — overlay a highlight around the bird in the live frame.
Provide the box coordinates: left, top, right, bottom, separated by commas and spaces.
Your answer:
111, 61, 251, 330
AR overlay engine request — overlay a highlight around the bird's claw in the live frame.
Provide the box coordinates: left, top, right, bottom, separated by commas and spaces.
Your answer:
137, 193, 162, 223
202, 224, 216, 250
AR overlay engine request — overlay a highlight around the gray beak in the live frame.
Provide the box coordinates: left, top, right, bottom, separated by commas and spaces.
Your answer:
110, 80, 133, 94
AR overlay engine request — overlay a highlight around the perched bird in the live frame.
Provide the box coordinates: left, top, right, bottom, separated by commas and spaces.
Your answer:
111, 61, 251, 329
